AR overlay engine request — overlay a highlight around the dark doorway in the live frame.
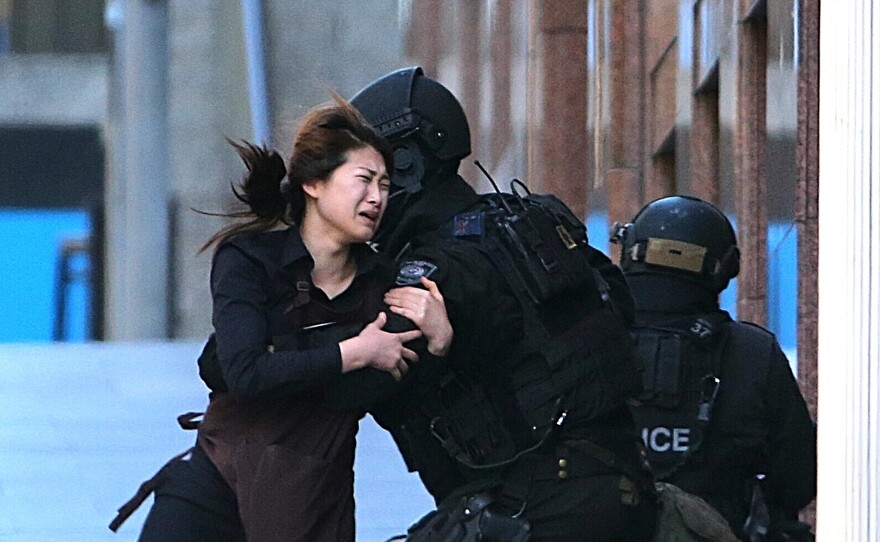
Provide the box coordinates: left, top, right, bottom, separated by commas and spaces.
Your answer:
0, 125, 105, 341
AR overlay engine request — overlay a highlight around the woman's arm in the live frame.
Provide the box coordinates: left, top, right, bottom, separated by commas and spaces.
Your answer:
211, 243, 420, 400
383, 277, 453, 356
340, 311, 421, 380
211, 243, 340, 399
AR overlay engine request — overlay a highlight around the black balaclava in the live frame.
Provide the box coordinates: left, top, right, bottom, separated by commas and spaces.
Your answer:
627, 274, 720, 315
374, 161, 479, 258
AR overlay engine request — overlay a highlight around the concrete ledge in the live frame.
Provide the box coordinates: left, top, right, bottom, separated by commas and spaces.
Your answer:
0, 54, 109, 126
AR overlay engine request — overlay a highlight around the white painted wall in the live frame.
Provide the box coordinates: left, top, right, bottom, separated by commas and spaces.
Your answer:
817, 1, 880, 539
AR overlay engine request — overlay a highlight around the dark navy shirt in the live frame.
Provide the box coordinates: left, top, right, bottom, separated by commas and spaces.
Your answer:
210, 226, 392, 400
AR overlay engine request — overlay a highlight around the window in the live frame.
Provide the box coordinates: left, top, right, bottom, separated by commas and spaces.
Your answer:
10, 0, 108, 54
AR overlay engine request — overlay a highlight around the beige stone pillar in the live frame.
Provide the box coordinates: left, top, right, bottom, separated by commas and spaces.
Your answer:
527, 0, 589, 219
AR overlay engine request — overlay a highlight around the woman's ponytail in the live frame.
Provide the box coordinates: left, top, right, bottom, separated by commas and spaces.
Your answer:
197, 139, 292, 254
229, 139, 288, 219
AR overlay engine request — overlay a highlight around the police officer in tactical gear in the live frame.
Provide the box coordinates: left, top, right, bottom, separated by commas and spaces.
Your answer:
612, 195, 817, 541
343, 67, 658, 541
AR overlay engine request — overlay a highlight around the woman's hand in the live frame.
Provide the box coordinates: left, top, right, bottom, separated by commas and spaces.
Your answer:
384, 277, 453, 356
339, 312, 421, 381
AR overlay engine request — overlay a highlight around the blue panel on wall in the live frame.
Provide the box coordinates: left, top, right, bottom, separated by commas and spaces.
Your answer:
0, 209, 90, 342
767, 221, 797, 352
585, 210, 611, 255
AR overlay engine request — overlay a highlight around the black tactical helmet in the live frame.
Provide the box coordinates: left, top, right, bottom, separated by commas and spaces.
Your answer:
611, 195, 740, 293
350, 67, 471, 193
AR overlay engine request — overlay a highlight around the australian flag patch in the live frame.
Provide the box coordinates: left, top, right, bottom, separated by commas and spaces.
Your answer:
452, 212, 484, 237
395, 260, 438, 286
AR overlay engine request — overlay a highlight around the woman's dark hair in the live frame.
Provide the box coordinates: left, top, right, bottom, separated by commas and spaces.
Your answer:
200, 93, 393, 253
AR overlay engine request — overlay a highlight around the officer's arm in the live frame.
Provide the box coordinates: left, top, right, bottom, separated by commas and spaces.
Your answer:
764, 341, 817, 515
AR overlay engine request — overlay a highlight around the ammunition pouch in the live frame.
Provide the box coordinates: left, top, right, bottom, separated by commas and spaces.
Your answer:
428, 375, 519, 469
428, 306, 640, 471
480, 188, 601, 306
510, 307, 641, 441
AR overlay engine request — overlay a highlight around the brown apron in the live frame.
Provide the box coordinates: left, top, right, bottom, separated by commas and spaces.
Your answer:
198, 393, 360, 542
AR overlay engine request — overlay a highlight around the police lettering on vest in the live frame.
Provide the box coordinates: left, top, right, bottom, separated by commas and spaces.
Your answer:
629, 314, 730, 478
642, 426, 691, 453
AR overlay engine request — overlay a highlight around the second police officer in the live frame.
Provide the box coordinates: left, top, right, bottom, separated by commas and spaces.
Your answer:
611, 195, 817, 541
346, 67, 658, 541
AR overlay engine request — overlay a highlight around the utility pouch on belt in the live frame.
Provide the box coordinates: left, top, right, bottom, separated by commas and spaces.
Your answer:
401, 492, 530, 542
653, 482, 739, 542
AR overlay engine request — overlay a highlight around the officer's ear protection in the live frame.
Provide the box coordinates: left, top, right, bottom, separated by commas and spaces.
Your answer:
715, 245, 740, 282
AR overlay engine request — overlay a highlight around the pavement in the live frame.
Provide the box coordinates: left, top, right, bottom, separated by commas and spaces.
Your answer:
0, 341, 434, 542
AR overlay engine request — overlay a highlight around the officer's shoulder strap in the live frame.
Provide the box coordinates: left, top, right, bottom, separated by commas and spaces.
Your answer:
723, 320, 777, 357
730, 319, 776, 339
720, 320, 778, 372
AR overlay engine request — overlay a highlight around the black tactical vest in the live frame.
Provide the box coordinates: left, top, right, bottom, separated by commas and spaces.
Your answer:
628, 312, 731, 479
408, 193, 642, 469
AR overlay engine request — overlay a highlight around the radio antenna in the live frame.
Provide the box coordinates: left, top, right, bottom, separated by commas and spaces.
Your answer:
474, 160, 514, 214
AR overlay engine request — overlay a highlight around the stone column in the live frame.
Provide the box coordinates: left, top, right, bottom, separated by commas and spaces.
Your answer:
106, 0, 170, 339
527, 0, 590, 219
733, 11, 768, 325
817, 1, 880, 538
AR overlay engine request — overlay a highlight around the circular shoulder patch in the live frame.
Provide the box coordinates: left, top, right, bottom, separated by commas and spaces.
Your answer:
395, 260, 438, 286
